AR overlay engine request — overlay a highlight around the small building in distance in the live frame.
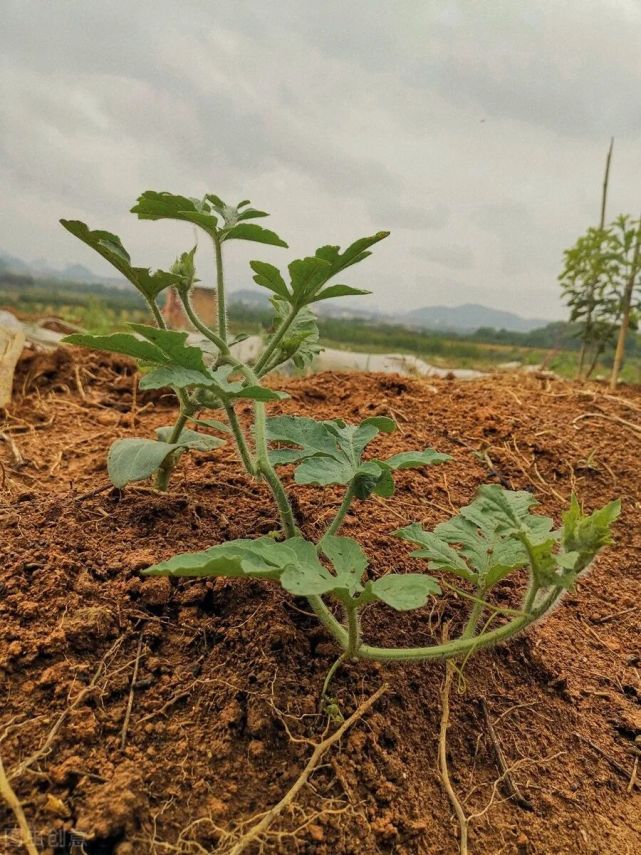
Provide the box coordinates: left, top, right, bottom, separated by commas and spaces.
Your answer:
163, 287, 217, 330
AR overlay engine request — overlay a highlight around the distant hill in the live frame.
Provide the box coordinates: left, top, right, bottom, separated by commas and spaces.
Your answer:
0, 251, 126, 288
401, 303, 552, 333
1, 251, 556, 334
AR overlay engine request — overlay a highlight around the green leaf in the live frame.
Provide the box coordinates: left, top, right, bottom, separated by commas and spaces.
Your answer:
562, 495, 621, 571
131, 191, 219, 236
312, 284, 372, 302
187, 417, 231, 434
362, 574, 441, 611
267, 414, 397, 491
314, 232, 390, 275
385, 449, 452, 470
395, 524, 476, 582
155, 427, 224, 452
107, 438, 184, 488
288, 257, 333, 307
60, 220, 181, 300
320, 536, 367, 595
63, 332, 167, 364
139, 366, 216, 391
250, 261, 290, 300
221, 223, 288, 247
270, 298, 321, 370
233, 386, 289, 402
142, 537, 297, 579
127, 324, 210, 372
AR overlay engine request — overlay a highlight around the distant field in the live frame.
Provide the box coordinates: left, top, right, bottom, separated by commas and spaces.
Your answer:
3, 275, 641, 383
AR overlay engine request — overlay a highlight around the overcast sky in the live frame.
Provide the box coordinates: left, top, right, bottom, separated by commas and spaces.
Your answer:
2, 0, 641, 319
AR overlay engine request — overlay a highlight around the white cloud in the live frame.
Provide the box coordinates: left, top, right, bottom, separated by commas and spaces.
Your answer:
1, 0, 641, 318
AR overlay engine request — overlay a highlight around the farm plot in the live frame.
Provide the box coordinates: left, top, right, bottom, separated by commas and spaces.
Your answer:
1, 349, 640, 854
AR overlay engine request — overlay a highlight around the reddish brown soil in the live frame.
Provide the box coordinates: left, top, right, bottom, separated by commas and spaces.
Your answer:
1, 347, 640, 855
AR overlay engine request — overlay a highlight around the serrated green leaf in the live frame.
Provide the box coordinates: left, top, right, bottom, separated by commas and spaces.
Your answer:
139, 365, 215, 390
320, 536, 367, 595
268, 414, 397, 491
63, 332, 167, 364
107, 438, 184, 488
250, 261, 290, 300
314, 232, 390, 275
142, 537, 296, 579
131, 191, 219, 236
395, 524, 476, 582
312, 284, 372, 302
269, 297, 321, 370
288, 257, 333, 307
362, 574, 441, 611
385, 449, 452, 470
60, 220, 181, 300
128, 324, 210, 372
155, 427, 224, 452
221, 222, 288, 247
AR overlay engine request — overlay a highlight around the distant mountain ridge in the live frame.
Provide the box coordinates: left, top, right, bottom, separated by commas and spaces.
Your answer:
0, 250, 126, 288
1, 250, 556, 333
400, 303, 551, 333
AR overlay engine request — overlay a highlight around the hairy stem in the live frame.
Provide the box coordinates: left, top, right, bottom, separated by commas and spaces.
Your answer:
254, 304, 298, 376
321, 652, 347, 703
461, 597, 485, 640
146, 297, 167, 329
346, 605, 361, 658
155, 410, 190, 491
214, 235, 227, 345
223, 404, 256, 475
322, 482, 356, 540
179, 290, 228, 353
354, 585, 562, 663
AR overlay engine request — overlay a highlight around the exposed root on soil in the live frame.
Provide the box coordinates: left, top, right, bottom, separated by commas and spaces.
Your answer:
438, 661, 469, 855
9, 635, 125, 781
480, 699, 533, 811
0, 754, 39, 855
216, 683, 388, 855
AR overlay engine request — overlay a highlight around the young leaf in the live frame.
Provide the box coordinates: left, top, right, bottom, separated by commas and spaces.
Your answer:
250, 261, 291, 300
155, 427, 225, 452
139, 366, 216, 391
60, 220, 181, 300
267, 298, 322, 370
395, 524, 476, 582
131, 191, 219, 236
107, 438, 185, 488
320, 535, 368, 595
361, 574, 441, 611
221, 223, 288, 248
314, 232, 390, 276
385, 449, 452, 470
128, 324, 210, 372
312, 284, 372, 302
142, 537, 297, 579
63, 332, 167, 364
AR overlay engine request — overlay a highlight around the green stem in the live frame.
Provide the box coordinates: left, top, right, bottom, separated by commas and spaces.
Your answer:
307, 596, 349, 646
461, 597, 485, 640
254, 304, 298, 376
355, 586, 562, 663
346, 606, 361, 658
224, 403, 255, 475
179, 291, 229, 354
321, 652, 347, 703
214, 235, 227, 345
155, 409, 190, 491
147, 297, 166, 329
322, 483, 356, 541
